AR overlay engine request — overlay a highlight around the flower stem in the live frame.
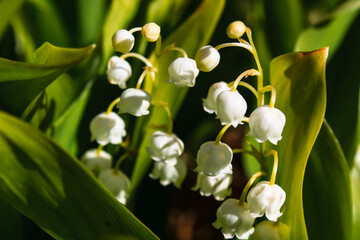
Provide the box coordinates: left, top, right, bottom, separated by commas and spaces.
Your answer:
265, 150, 278, 185
230, 69, 260, 92
239, 171, 265, 205
155, 35, 162, 57
106, 97, 121, 115
236, 81, 259, 101
129, 27, 142, 34
151, 100, 173, 134
214, 42, 253, 52
96, 144, 103, 156
262, 85, 276, 108
215, 123, 232, 144
135, 68, 149, 89
114, 152, 130, 171
120, 52, 153, 68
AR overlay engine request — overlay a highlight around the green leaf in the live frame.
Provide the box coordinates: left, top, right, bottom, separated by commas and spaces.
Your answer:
0, 42, 95, 116
351, 156, 360, 240
0, 0, 25, 39
130, 0, 225, 194
0, 111, 159, 240
303, 120, 352, 240
270, 48, 327, 239
295, 1, 360, 60
0, 199, 23, 239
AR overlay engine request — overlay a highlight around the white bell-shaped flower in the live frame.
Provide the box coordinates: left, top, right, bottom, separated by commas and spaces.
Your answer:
117, 88, 151, 116
202, 81, 231, 114
248, 105, 286, 145
168, 57, 199, 87
81, 149, 112, 177
195, 45, 220, 72
107, 56, 132, 89
112, 29, 135, 53
252, 220, 290, 240
194, 141, 233, 176
149, 157, 187, 188
90, 112, 126, 146
247, 181, 286, 222
192, 172, 232, 201
98, 169, 131, 204
216, 90, 247, 127
213, 199, 255, 239
147, 131, 184, 165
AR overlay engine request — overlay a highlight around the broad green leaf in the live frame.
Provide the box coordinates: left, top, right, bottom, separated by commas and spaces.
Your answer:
0, 0, 25, 39
0, 199, 23, 239
270, 48, 327, 239
295, 1, 360, 60
351, 152, 360, 240
0, 42, 95, 116
130, 0, 225, 194
0, 111, 159, 240
303, 120, 352, 240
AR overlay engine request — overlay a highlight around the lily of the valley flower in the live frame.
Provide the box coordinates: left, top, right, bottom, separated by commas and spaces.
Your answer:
147, 131, 184, 165
216, 90, 247, 127
112, 29, 135, 53
202, 81, 231, 114
226, 20, 246, 39
194, 141, 233, 176
117, 88, 151, 116
195, 45, 220, 72
98, 169, 131, 204
168, 57, 199, 87
213, 199, 256, 239
247, 181, 286, 222
149, 157, 187, 188
90, 112, 126, 146
107, 56, 132, 89
252, 220, 290, 240
192, 172, 232, 201
81, 149, 112, 177
141, 22, 160, 42
248, 105, 286, 145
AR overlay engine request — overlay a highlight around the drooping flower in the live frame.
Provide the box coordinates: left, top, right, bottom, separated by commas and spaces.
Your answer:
107, 56, 132, 89
192, 172, 232, 201
141, 22, 161, 42
213, 198, 256, 239
168, 57, 199, 87
112, 29, 135, 53
81, 149, 112, 177
149, 157, 187, 188
194, 141, 233, 176
248, 105, 286, 145
195, 45, 220, 72
247, 181, 286, 222
252, 220, 290, 240
117, 88, 151, 116
98, 169, 131, 205
147, 131, 184, 165
202, 81, 231, 114
90, 112, 126, 146
216, 90, 247, 127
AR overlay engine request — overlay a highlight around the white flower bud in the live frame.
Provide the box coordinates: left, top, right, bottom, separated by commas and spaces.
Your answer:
117, 88, 151, 116
194, 141, 233, 176
216, 90, 247, 127
249, 105, 286, 145
90, 112, 126, 146
112, 29, 135, 53
98, 169, 130, 204
107, 56, 132, 89
195, 45, 220, 72
81, 149, 112, 177
141, 22, 160, 42
202, 81, 231, 114
147, 131, 184, 165
226, 21, 246, 39
192, 172, 232, 201
247, 181, 286, 222
168, 57, 199, 87
252, 221, 290, 240
149, 157, 187, 188
213, 199, 255, 239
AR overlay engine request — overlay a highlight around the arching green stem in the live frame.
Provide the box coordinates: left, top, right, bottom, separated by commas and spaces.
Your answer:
106, 97, 120, 115
120, 52, 153, 68
215, 123, 232, 144
265, 150, 279, 185
239, 171, 265, 205
151, 101, 173, 134
262, 85, 276, 108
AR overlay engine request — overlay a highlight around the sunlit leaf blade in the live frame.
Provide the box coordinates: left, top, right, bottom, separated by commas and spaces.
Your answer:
0, 111, 159, 240
270, 48, 327, 240
0, 42, 95, 116
303, 120, 352, 240
130, 0, 225, 194
351, 154, 360, 240
0, 0, 25, 39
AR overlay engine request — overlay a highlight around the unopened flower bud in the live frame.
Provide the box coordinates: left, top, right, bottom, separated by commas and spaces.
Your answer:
117, 88, 151, 116
202, 81, 230, 114
252, 221, 290, 240
98, 169, 130, 204
107, 56, 132, 89
168, 57, 199, 87
216, 90, 247, 127
195, 45, 220, 72
227, 21, 246, 39
192, 172, 232, 201
149, 157, 187, 188
81, 149, 112, 177
112, 29, 135, 53
141, 22, 161, 42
